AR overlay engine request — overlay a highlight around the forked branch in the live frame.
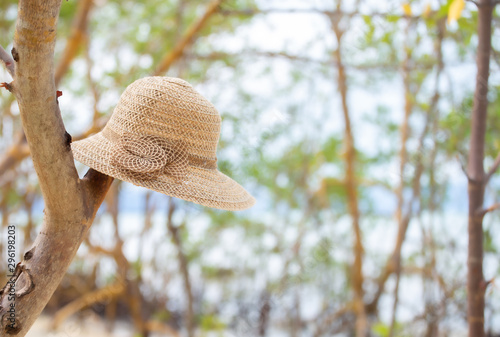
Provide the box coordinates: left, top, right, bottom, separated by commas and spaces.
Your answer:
0, 1, 113, 336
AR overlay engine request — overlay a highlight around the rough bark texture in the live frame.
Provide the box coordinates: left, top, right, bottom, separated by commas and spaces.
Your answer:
0, 1, 113, 336
466, 2, 494, 337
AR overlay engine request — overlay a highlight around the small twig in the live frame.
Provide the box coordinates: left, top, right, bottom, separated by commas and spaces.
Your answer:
476, 202, 500, 216
0, 82, 13, 92
485, 152, 500, 184
457, 155, 478, 183
0, 45, 15, 78
481, 277, 495, 290
54, 0, 93, 85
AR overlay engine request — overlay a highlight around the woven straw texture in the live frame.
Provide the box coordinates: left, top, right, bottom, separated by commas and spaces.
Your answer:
71, 76, 255, 211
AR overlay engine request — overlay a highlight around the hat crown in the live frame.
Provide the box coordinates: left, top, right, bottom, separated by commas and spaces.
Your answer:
71, 76, 255, 210
104, 76, 221, 162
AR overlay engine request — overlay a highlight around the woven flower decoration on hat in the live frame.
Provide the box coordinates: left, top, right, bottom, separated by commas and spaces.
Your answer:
71, 76, 255, 211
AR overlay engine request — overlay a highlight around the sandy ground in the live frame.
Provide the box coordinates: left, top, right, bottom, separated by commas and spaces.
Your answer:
25, 314, 138, 337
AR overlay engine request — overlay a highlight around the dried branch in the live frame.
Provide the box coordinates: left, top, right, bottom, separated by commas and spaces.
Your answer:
54, 0, 94, 85
0, 45, 15, 78
52, 281, 125, 329
154, 0, 223, 75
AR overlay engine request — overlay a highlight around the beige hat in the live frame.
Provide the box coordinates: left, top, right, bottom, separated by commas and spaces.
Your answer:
71, 76, 255, 211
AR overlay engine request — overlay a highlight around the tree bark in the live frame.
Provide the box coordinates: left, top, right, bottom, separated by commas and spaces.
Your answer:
0, 1, 113, 336
467, 2, 494, 337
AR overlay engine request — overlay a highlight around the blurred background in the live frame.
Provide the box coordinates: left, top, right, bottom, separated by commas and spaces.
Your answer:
1, 0, 500, 336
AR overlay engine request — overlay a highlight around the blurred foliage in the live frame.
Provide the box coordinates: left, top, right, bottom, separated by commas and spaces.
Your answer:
1, 0, 500, 336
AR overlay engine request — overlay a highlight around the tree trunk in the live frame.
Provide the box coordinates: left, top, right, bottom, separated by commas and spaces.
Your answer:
467, 2, 494, 337
0, 1, 113, 336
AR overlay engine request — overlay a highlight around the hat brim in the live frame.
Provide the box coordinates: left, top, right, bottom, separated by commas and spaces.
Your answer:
71, 132, 256, 211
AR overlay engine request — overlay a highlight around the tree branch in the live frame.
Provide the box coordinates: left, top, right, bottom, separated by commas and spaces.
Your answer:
154, 0, 223, 75
367, 18, 445, 316
0, 1, 113, 335
476, 202, 500, 216
0, 119, 106, 185
0, 0, 94, 182
457, 154, 478, 183
52, 280, 125, 329
0, 45, 15, 78
220, 7, 430, 21
0, 133, 29, 177
12, 1, 83, 216
330, 6, 367, 336
484, 152, 500, 184
54, 0, 93, 86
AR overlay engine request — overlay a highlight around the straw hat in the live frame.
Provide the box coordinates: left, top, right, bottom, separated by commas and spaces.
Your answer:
71, 76, 255, 211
